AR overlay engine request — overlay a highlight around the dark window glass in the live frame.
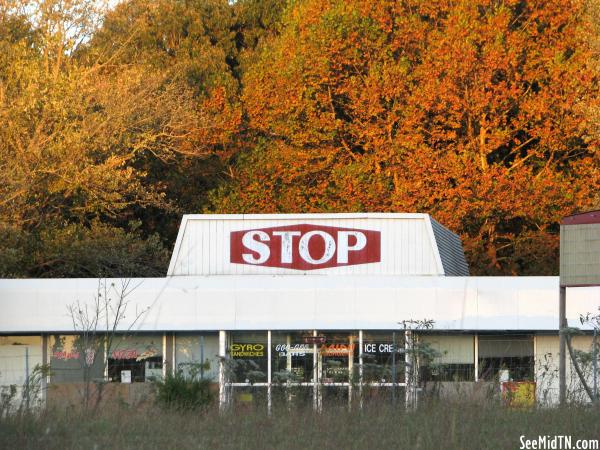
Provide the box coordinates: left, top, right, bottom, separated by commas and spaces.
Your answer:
478, 335, 534, 381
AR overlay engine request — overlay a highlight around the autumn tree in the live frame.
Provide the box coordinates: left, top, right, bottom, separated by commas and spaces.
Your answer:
85, 0, 243, 239
0, 0, 244, 276
210, 0, 600, 275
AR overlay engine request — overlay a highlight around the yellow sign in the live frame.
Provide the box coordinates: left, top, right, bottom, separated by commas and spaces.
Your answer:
230, 343, 265, 358
502, 381, 536, 408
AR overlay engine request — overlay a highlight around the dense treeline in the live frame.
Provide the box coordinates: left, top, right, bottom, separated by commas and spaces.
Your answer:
0, 0, 598, 277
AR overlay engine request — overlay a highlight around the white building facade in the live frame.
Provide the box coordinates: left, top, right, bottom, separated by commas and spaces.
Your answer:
1, 213, 599, 409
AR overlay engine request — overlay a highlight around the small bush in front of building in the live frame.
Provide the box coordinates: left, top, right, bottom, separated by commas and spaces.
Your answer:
155, 363, 214, 411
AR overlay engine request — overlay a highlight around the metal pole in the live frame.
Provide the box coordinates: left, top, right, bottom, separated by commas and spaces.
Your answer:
405, 328, 413, 409
267, 330, 272, 415
25, 346, 30, 410
172, 333, 176, 377
358, 330, 363, 410
218, 330, 227, 412
200, 335, 205, 379
41, 334, 48, 408
162, 333, 167, 379
348, 335, 353, 410
474, 334, 479, 382
594, 328, 597, 402
286, 334, 292, 409
559, 286, 566, 405
392, 331, 396, 406
312, 330, 319, 412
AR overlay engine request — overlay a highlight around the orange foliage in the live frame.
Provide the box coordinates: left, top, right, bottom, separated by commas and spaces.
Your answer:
212, 0, 600, 275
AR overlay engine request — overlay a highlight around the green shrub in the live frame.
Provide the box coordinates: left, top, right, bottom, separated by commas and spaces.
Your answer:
154, 364, 214, 411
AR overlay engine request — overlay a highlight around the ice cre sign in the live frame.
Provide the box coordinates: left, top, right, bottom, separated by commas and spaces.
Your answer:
230, 224, 381, 270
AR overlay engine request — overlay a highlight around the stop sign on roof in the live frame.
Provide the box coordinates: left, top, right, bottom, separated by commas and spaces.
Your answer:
230, 224, 381, 270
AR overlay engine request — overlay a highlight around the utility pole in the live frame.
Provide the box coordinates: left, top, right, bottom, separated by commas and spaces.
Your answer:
594, 327, 598, 402
25, 346, 30, 410
392, 331, 397, 406
559, 286, 566, 405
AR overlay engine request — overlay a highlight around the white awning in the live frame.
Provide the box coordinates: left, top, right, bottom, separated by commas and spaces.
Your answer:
1, 276, 592, 333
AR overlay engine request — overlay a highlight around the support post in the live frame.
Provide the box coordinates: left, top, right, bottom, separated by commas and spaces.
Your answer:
594, 328, 597, 402
286, 334, 292, 409
25, 346, 30, 410
42, 334, 48, 407
200, 335, 205, 379
405, 328, 414, 409
162, 333, 168, 379
312, 330, 321, 412
348, 334, 353, 410
392, 331, 397, 406
358, 330, 363, 409
172, 333, 176, 376
218, 330, 227, 411
267, 330, 272, 415
559, 286, 566, 406
474, 334, 479, 382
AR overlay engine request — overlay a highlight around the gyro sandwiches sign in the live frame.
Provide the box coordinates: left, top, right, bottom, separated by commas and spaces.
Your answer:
230, 224, 380, 270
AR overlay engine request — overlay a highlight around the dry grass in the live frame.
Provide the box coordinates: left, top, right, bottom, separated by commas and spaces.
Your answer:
2, 400, 600, 449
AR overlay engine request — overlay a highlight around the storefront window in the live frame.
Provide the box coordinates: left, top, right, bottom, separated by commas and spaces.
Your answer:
227, 332, 267, 383
478, 335, 534, 381
0, 336, 43, 388
175, 333, 219, 381
107, 334, 162, 383
356, 332, 404, 383
271, 331, 315, 383
0, 336, 41, 346
419, 334, 475, 382
319, 332, 355, 384
48, 335, 105, 383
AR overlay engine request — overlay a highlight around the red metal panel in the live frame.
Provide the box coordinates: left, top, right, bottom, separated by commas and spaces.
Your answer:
561, 210, 600, 225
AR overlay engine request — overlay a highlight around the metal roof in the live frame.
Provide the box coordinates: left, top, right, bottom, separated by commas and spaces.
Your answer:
561, 210, 600, 226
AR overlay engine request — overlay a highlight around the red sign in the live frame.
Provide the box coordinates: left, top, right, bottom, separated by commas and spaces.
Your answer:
320, 344, 355, 357
230, 224, 380, 270
111, 349, 139, 360
303, 335, 326, 344
53, 351, 80, 360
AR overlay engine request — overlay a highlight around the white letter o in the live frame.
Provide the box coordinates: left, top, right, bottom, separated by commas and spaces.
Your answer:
299, 231, 336, 264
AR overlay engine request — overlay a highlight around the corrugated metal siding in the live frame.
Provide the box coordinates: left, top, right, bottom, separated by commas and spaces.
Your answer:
168, 214, 447, 276
429, 218, 469, 276
560, 223, 600, 286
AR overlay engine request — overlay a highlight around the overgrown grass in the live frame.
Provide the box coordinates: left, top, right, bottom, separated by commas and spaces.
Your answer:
2, 401, 600, 449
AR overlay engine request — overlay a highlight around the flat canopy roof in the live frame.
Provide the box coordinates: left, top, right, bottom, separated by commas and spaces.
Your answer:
1, 276, 598, 333
561, 210, 600, 225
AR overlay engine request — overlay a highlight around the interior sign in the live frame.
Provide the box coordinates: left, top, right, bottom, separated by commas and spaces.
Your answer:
230, 224, 381, 270
274, 343, 311, 357
363, 343, 397, 354
320, 344, 355, 356
230, 343, 265, 358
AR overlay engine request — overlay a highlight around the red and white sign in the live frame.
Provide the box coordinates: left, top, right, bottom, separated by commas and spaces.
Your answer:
230, 224, 380, 270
